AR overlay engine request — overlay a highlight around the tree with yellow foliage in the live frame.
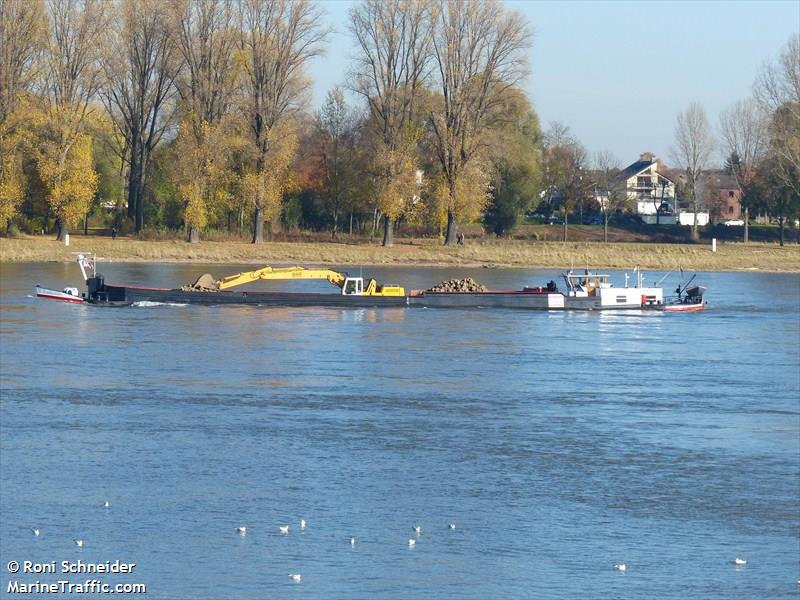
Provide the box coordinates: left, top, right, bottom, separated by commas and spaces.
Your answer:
371, 138, 421, 246
36, 0, 105, 240
237, 0, 327, 243
350, 0, 433, 246
173, 119, 234, 242
36, 130, 98, 234
427, 160, 491, 237
0, 0, 45, 233
428, 0, 532, 245
239, 124, 298, 241
0, 105, 31, 233
171, 0, 237, 242
0, 149, 26, 232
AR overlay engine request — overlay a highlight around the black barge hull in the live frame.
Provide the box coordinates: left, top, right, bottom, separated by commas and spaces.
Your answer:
86, 279, 407, 307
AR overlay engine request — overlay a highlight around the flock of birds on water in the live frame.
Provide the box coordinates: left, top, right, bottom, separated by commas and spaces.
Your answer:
27, 500, 785, 586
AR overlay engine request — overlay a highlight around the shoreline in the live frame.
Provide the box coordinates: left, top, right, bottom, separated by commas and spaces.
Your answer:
2, 236, 799, 273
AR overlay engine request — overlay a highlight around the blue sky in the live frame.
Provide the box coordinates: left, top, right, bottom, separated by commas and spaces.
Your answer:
308, 0, 799, 168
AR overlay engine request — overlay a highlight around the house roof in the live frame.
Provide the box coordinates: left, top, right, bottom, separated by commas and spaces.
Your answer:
614, 159, 674, 183
708, 171, 739, 189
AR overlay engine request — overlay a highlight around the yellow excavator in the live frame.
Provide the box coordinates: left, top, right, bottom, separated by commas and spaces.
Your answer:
188, 266, 405, 297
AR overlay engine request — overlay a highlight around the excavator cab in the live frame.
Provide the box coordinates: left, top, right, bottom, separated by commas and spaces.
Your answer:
342, 277, 364, 296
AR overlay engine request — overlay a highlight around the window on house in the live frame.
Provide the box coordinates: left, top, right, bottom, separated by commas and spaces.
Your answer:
729, 206, 734, 215
728, 191, 735, 198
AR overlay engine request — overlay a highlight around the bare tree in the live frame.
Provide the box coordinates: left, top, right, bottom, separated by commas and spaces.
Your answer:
175, 0, 236, 127
103, 0, 178, 234
672, 102, 714, 241
542, 122, 587, 242
754, 34, 800, 120
174, 0, 237, 242
428, 0, 532, 245
43, 0, 105, 112
0, 0, 45, 124
718, 98, 768, 242
349, 0, 433, 246
237, 0, 327, 244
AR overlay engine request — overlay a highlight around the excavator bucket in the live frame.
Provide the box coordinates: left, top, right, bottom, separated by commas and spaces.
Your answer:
186, 273, 219, 291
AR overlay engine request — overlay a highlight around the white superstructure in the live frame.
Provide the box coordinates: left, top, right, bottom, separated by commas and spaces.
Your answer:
562, 269, 663, 310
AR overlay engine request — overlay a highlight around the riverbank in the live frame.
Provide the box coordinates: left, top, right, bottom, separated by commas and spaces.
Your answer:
2, 235, 799, 272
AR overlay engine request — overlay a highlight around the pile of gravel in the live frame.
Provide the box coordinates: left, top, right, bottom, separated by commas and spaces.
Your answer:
427, 277, 487, 293
181, 273, 219, 292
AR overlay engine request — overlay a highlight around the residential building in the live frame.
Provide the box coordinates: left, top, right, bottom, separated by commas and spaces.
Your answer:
616, 152, 677, 224
705, 171, 742, 223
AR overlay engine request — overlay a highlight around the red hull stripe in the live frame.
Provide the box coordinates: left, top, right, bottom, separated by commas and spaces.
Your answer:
664, 304, 704, 312
36, 293, 85, 303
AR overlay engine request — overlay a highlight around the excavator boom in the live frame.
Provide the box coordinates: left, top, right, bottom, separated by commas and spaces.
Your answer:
214, 266, 345, 290
190, 265, 405, 297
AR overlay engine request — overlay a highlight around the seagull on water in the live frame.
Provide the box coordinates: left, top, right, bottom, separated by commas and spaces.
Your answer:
74, 539, 84, 548
614, 564, 626, 572
31, 528, 40, 536
235, 527, 247, 536
289, 574, 302, 582
734, 558, 747, 566
412, 525, 421, 535
279, 525, 289, 534
350, 536, 357, 546
300, 519, 306, 530
448, 523, 456, 530
103, 500, 110, 508
408, 538, 416, 547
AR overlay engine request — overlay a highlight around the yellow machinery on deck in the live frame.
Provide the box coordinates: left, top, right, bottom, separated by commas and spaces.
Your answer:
191, 266, 405, 297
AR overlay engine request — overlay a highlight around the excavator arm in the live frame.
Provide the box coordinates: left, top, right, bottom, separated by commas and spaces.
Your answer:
213, 266, 346, 291
188, 265, 404, 297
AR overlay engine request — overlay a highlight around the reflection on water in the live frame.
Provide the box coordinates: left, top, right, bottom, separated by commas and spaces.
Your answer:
0, 263, 798, 600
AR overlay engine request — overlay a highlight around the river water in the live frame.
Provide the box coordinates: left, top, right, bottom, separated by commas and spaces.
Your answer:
1, 262, 798, 599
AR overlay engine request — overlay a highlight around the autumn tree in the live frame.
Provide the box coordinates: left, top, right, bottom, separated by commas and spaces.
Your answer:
0, 0, 45, 232
172, 120, 232, 241
37, 0, 106, 240
428, 0, 531, 245
592, 151, 627, 243
237, 0, 327, 243
672, 102, 714, 241
173, 0, 237, 242
349, 0, 432, 246
542, 122, 588, 242
103, 0, 178, 234
718, 98, 768, 242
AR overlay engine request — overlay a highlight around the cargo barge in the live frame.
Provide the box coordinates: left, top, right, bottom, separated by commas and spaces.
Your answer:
83, 276, 408, 308
36, 254, 705, 312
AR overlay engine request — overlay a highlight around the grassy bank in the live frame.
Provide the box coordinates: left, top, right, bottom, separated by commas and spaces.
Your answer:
2, 235, 799, 272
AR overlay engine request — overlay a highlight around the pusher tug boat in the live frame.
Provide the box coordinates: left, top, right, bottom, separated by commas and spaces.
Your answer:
661, 274, 707, 312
